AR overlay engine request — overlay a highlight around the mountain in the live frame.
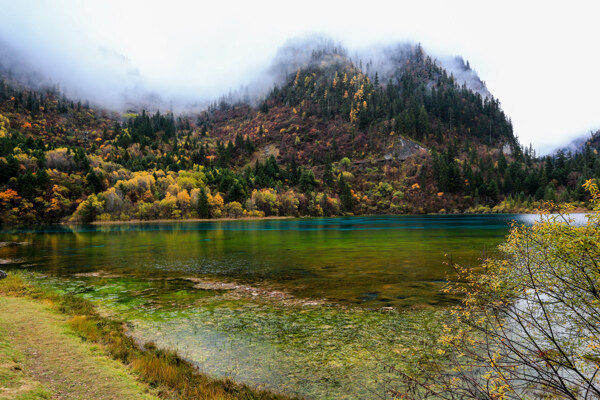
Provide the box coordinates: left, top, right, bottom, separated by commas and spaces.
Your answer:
555, 129, 600, 154
205, 41, 515, 164
0, 40, 597, 226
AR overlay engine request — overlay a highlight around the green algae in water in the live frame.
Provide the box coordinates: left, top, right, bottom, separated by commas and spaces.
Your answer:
30, 276, 219, 315
33, 274, 447, 399
130, 307, 441, 400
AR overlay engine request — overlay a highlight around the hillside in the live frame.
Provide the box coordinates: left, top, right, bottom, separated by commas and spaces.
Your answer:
0, 42, 598, 226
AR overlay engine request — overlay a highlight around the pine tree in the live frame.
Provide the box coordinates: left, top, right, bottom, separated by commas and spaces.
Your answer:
323, 162, 334, 187
339, 175, 353, 212
197, 187, 209, 219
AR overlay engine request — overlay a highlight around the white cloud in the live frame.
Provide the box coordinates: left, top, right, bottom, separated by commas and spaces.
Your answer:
0, 0, 598, 151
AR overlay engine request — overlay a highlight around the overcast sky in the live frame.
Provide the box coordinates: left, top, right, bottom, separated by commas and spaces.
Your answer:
0, 0, 598, 153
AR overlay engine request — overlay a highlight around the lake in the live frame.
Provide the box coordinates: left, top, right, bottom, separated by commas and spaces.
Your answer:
0, 214, 534, 398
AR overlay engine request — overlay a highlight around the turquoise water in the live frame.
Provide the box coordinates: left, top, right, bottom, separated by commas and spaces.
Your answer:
0, 214, 527, 398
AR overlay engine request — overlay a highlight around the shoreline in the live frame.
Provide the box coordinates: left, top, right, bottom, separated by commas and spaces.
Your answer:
0, 272, 302, 400
78, 209, 592, 226
0, 208, 590, 230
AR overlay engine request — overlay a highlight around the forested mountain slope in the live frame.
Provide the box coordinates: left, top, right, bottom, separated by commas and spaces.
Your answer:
0, 43, 597, 225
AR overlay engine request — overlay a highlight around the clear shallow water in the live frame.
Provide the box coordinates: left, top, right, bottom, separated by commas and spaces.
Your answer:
0, 214, 536, 399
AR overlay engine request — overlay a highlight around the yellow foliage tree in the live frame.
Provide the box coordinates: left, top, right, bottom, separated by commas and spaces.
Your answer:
0, 113, 9, 138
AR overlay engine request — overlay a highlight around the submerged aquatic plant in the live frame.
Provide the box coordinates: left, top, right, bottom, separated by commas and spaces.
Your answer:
23, 273, 447, 399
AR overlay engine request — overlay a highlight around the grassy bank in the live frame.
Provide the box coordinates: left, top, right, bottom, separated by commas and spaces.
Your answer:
0, 296, 160, 400
0, 272, 302, 400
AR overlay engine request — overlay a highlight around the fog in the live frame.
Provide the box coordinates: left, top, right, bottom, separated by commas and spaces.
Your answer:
1, 0, 598, 153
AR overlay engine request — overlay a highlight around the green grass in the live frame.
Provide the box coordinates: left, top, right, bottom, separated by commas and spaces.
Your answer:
0, 293, 159, 400
0, 272, 302, 400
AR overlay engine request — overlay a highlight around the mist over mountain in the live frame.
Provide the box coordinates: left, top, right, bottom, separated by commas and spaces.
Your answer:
554, 129, 600, 155
440, 56, 491, 98
0, 40, 48, 89
0, 39, 171, 111
0, 35, 492, 114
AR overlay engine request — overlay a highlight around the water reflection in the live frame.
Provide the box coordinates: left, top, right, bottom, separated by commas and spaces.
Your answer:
0, 214, 526, 307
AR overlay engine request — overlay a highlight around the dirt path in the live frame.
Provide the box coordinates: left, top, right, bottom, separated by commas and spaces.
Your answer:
0, 296, 159, 400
